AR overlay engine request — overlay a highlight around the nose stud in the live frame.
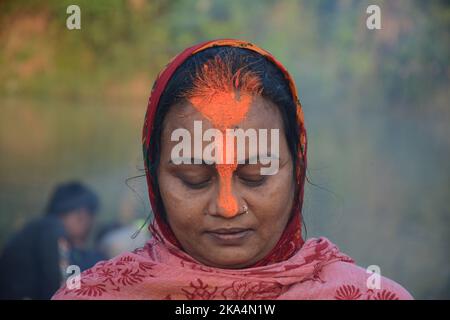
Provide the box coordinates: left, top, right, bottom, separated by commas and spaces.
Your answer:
207, 204, 249, 217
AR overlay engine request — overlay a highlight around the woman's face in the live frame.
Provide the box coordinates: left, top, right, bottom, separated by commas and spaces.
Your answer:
157, 95, 296, 268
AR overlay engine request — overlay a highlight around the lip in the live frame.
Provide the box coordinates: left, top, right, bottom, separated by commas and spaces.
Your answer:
205, 228, 253, 245
208, 227, 250, 234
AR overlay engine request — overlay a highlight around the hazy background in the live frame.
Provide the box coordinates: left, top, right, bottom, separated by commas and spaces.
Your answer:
0, 0, 449, 299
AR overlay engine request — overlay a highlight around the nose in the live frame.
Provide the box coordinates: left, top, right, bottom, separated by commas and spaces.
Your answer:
204, 163, 240, 218
207, 179, 243, 218
208, 199, 245, 218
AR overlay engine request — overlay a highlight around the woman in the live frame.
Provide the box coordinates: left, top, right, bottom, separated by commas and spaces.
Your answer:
53, 39, 412, 300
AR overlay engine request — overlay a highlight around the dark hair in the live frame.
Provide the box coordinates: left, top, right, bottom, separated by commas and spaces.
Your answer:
45, 181, 100, 217
147, 46, 301, 221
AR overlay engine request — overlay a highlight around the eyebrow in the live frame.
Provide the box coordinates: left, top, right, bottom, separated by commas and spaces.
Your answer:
244, 153, 279, 164
168, 154, 280, 165
168, 157, 207, 165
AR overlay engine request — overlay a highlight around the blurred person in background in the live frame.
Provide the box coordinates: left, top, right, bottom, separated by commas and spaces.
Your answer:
0, 181, 102, 299
95, 220, 150, 259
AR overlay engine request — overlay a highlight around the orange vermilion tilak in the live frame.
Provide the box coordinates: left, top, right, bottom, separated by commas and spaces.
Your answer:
184, 56, 263, 217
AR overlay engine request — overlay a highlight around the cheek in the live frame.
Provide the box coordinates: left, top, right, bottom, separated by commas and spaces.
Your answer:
158, 173, 208, 233
244, 169, 295, 238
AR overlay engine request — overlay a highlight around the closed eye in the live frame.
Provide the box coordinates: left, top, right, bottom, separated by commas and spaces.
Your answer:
181, 178, 212, 190
237, 174, 267, 187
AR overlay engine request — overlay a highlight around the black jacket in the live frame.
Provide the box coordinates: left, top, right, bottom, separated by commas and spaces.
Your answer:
0, 216, 66, 300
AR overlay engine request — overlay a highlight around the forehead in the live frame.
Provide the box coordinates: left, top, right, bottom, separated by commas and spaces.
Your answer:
162, 96, 284, 133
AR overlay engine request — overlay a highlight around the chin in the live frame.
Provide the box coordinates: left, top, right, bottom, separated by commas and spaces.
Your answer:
203, 248, 258, 269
